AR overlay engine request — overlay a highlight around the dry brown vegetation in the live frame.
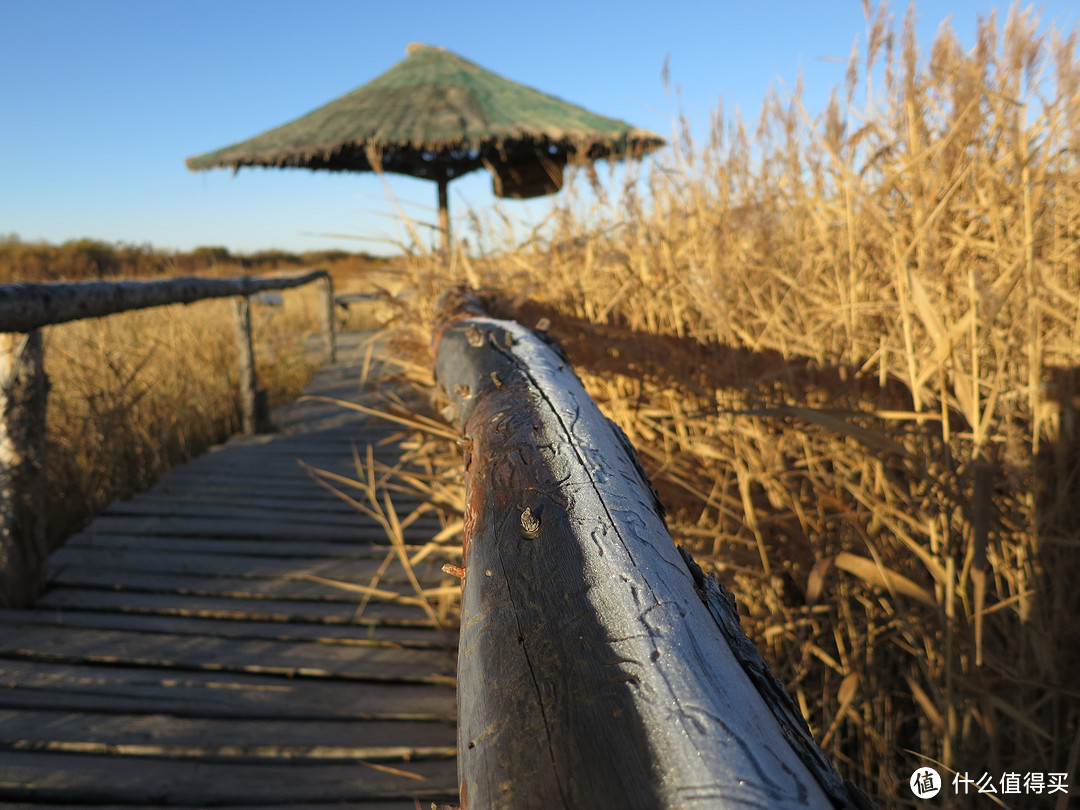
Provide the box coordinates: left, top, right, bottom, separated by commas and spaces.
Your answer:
0, 234, 390, 283
368, 4, 1080, 806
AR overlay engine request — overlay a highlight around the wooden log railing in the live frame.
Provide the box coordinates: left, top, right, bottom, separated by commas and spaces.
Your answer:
0, 270, 335, 608
433, 290, 875, 810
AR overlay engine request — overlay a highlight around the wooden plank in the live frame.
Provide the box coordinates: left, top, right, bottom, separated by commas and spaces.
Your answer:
136, 484, 420, 510
0, 751, 457, 805
0, 660, 456, 721
36, 588, 436, 625
92, 505, 446, 532
0, 623, 456, 683
152, 472, 431, 499
0, 802, 425, 810
176, 441, 408, 460
47, 546, 446, 584
77, 515, 409, 542
0, 708, 456, 761
155, 461, 367, 482
100, 499, 383, 526
105, 494, 373, 518
45, 567, 429, 603
107, 490, 435, 518
62, 535, 429, 560
0, 610, 456, 649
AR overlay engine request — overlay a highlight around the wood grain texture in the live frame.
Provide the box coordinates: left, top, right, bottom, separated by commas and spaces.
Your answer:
434, 304, 873, 809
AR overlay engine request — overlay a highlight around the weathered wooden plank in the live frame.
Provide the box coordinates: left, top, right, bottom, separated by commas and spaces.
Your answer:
0, 610, 455, 649
91, 505, 443, 531
0, 708, 456, 761
62, 534, 423, 559
0, 623, 455, 683
45, 567, 426, 603
0, 751, 457, 805
0, 803, 424, 810
0, 660, 456, 721
102, 502, 373, 527
434, 299, 871, 809
47, 546, 446, 584
177, 439, 407, 460
105, 494, 372, 518
109, 487, 436, 515
154, 460, 365, 481
144, 478, 415, 504
36, 588, 435, 625
76, 514, 404, 542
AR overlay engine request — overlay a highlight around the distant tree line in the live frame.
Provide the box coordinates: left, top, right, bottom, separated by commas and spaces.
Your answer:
0, 234, 381, 283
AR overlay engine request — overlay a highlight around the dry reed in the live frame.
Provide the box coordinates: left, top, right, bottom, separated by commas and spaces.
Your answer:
379, 4, 1080, 806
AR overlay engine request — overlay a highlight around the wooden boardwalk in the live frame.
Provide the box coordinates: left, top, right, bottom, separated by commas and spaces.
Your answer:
0, 331, 460, 808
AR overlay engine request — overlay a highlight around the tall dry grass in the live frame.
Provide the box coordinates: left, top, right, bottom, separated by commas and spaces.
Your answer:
382, 4, 1080, 806
42, 280, 330, 546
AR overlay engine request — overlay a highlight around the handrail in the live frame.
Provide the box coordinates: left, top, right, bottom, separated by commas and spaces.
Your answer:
0, 269, 332, 333
432, 289, 875, 809
0, 269, 336, 608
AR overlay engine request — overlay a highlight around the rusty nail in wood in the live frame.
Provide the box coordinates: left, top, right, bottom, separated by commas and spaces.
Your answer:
442, 563, 466, 579
520, 507, 541, 536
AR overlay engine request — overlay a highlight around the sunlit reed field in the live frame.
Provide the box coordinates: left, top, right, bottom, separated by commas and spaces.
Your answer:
367, 5, 1080, 806
39, 279, 336, 547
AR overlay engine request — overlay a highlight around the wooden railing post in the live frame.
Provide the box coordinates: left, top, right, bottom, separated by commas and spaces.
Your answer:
321, 273, 337, 364
433, 289, 874, 810
233, 296, 260, 435
0, 331, 48, 608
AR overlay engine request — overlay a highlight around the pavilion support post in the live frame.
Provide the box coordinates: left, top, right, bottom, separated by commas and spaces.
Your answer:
0, 331, 48, 608
437, 177, 451, 258
233, 296, 266, 435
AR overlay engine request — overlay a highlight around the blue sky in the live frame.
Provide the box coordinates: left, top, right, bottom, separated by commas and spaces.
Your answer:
2, 1, 1077, 256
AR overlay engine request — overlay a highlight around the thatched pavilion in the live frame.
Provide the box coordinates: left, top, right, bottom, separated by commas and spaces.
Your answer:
186, 44, 665, 252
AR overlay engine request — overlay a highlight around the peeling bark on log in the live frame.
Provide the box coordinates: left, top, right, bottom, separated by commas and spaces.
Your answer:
0, 331, 48, 608
433, 291, 875, 810
0, 270, 331, 333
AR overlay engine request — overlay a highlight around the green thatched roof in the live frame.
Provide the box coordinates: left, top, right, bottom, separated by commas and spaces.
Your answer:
186, 44, 665, 182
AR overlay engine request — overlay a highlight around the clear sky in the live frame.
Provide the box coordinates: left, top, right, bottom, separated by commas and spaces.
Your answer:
2, 1, 1077, 256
